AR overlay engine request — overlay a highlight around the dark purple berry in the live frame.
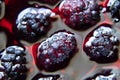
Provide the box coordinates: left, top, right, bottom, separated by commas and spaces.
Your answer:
106, 0, 120, 22
59, 0, 100, 30
34, 30, 77, 71
0, 46, 28, 80
83, 24, 119, 63
15, 7, 56, 42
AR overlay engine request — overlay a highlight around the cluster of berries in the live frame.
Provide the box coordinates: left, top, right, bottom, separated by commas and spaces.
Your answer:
0, 0, 120, 80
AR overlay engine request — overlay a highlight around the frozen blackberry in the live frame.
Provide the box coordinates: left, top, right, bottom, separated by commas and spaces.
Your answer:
83, 24, 119, 63
85, 69, 117, 80
59, 0, 100, 30
106, 0, 120, 22
32, 73, 60, 80
15, 7, 56, 42
0, 46, 28, 80
33, 30, 77, 71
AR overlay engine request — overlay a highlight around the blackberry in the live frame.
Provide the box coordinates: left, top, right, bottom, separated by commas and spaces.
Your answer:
15, 7, 56, 42
32, 73, 60, 80
0, 46, 28, 80
83, 24, 119, 63
106, 0, 120, 22
85, 69, 117, 80
33, 30, 77, 71
59, 0, 100, 30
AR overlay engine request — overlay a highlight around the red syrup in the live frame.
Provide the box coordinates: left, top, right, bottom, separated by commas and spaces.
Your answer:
32, 43, 40, 66
102, 0, 109, 8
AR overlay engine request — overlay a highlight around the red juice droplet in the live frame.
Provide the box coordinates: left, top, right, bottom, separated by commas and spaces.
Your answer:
32, 43, 40, 65
103, 0, 109, 7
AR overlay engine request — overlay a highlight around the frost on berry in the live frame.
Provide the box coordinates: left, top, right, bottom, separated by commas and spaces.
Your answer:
0, 46, 28, 80
0, 65, 7, 80
59, 0, 100, 30
106, 0, 120, 22
32, 73, 60, 80
35, 30, 77, 71
15, 7, 56, 42
83, 24, 119, 63
85, 69, 117, 80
